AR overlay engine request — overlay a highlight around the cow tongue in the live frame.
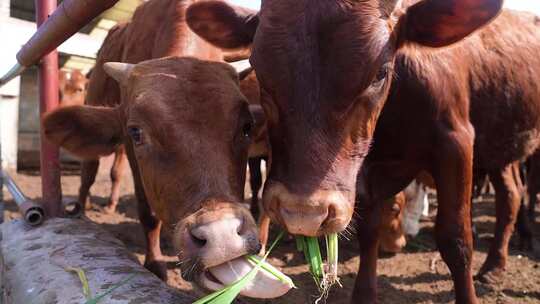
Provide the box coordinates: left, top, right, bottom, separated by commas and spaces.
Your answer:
206, 256, 292, 299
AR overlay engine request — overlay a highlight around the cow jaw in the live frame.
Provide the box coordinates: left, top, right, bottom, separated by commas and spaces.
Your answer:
198, 256, 292, 299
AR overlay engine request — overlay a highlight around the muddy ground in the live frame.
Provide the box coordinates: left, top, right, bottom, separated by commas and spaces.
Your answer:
2, 154, 540, 303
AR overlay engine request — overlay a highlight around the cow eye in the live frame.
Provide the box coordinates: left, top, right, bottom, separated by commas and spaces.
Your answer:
374, 66, 388, 83
127, 126, 143, 145
242, 121, 253, 138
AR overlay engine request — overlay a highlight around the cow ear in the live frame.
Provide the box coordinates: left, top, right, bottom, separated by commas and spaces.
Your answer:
103, 62, 135, 86
398, 0, 503, 48
187, 1, 258, 49
42, 105, 123, 159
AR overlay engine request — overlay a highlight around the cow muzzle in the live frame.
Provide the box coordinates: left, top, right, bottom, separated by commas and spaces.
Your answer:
177, 203, 259, 269
263, 181, 353, 236
175, 202, 292, 298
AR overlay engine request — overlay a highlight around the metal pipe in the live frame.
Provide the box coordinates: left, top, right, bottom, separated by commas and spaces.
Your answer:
0, 121, 4, 224
0, 0, 118, 88
0, 171, 45, 226
18, 0, 119, 66
0, 63, 27, 87
37, 0, 62, 218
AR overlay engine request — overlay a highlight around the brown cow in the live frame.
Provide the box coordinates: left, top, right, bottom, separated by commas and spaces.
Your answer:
58, 69, 88, 107
359, 8, 540, 287
186, 0, 506, 303
240, 68, 269, 219
239, 68, 273, 250
80, 23, 260, 216
48, 0, 258, 281
58, 68, 128, 214
379, 180, 429, 253
43, 56, 271, 295
378, 192, 408, 254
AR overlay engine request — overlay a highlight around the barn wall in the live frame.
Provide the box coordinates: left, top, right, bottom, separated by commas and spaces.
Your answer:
0, 40, 21, 170
16, 68, 40, 169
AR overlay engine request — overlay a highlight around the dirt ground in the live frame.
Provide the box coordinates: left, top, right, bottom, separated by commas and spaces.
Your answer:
2, 155, 540, 304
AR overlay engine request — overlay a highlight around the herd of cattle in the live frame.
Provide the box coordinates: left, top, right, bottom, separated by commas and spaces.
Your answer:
40, 0, 540, 303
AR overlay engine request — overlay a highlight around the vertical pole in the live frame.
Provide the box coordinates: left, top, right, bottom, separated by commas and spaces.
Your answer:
0, 120, 4, 224
37, 0, 62, 217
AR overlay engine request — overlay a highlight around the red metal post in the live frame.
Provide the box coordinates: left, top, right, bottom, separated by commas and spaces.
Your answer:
37, 0, 62, 217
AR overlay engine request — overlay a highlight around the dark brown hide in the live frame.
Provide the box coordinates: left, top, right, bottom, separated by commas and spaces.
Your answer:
186, 0, 503, 302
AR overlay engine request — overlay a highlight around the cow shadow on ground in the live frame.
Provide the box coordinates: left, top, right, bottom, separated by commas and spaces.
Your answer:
406, 198, 540, 261
238, 271, 494, 304
81, 194, 139, 220
472, 199, 540, 262
97, 221, 146, 255
18, 162, 82, 177
1, 199, 20, 213
501, 289, 540, 301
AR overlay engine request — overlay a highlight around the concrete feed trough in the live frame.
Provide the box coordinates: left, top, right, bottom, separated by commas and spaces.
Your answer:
0, 218, 194, 304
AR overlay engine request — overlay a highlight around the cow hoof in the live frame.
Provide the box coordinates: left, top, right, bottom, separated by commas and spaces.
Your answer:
474, 267, 505, 285
144, 260, 168, 281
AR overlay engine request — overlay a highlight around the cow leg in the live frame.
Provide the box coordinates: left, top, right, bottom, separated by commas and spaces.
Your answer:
352, 164, 417, 304
476, 163, 521, 282
527, 153, 540, 222
125, 144, 167, 281
470, 198, 478, 242
248, 157, 263, 220
352, 197, 382, 304
104, 145, 127, 214
258, 214, 271, 255
515, 199, 534, 251
432, 132, 477, 304
528, 181, 538, 222
79, 159, 99, 211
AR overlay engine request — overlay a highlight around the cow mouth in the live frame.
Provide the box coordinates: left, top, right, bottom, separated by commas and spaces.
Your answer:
198, 256, 292, 299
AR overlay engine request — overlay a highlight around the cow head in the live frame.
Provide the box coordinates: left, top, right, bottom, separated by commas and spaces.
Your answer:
59, 69, 88, 106
379, 192, 407, 253
188, 0, 502, 238
43, 57, 266, 292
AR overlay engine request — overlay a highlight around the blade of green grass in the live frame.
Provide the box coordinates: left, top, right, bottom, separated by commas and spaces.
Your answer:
296, 234, 341, 294
324, 233, 341, 287
245, 255, 296, 288
299, 236, 324, 287
65, 267, 91, 299
84, 273, 137, 304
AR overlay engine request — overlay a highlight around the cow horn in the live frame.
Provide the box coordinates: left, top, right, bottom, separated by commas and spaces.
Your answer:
103, 62, 135, 86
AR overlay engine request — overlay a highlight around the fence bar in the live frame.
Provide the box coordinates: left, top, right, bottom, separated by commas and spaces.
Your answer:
0, 121, 4, 224
37, 0, 62, 217
0, 171, 45, 226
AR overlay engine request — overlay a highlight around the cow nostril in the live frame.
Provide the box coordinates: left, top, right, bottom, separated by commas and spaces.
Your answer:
190, 232, 207, 248
236, 217, 250, 237
322, 204, 337, 229
327, 204, 337, 220
253, 242, 262, 254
